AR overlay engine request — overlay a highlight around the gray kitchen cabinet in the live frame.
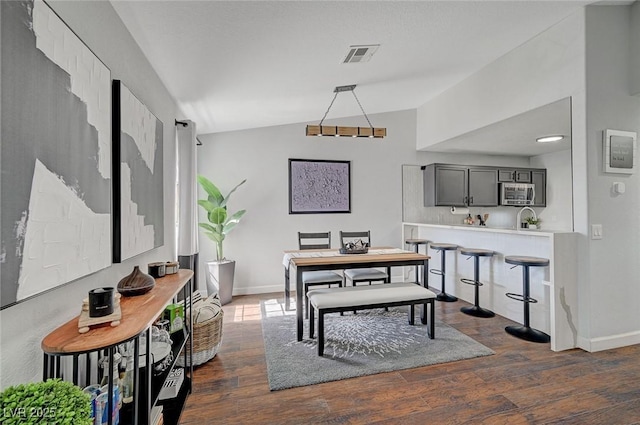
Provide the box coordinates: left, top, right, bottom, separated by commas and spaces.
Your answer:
424, 164, 468, 206
498, 169, 532, 183
423, 164, 498, 207
468, 168, 499, 206
531, 170, 547, 206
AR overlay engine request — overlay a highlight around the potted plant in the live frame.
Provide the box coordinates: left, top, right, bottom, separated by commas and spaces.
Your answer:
197, 175, 247, 305
525, 217, 541, 229
0, 379, 92, 425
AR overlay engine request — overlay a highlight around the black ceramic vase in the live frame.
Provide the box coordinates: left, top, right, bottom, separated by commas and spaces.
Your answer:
117, 265, 155, 296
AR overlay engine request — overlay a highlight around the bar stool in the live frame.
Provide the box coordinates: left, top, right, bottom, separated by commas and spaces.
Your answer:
505, 255, 550, 343
405, 239, 430, 284
429, 243, 458, 302
459, 248, 495, 318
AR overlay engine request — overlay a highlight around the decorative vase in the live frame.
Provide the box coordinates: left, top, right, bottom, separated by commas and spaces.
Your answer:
529, 224, 537, 230
206, 260, 235, 305
117, 265, 155, 296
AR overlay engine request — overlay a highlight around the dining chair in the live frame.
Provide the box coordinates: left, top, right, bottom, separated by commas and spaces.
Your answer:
339, 230, 389, 286
298, 232, 343, 318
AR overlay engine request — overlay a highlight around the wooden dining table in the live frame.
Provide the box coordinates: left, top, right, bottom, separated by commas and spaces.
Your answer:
282, 247, 430, 341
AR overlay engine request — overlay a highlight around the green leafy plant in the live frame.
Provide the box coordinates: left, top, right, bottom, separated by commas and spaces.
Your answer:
0, 379, 92, 425
525, 217, 541, 225
197, 175, 247, 261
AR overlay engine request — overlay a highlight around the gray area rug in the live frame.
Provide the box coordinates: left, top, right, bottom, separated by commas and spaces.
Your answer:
261, 302, 495, 391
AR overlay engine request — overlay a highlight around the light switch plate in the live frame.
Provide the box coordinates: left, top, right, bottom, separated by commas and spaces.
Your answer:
591, 224, 603, 240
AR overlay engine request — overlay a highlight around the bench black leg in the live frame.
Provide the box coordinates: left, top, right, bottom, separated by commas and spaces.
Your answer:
423, 300, 435, 339
318, 311, 325, 356
408, 305, 415, 325
309, 306, 315, 338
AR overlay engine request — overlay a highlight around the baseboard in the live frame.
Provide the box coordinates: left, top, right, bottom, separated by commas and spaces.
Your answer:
233, 284, 283, 296
577, 330, 640, 352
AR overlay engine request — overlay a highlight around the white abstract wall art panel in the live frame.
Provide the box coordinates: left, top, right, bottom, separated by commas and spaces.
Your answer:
16, 160, 111, 300
112, 80, 164, 262
288, 159, 351, 214
1, 0, 112, 309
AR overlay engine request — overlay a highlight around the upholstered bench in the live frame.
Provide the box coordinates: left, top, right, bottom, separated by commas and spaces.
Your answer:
307, 283, 436, 356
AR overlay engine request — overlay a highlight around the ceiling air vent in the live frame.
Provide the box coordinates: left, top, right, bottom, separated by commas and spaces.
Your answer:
342, 44, 380, 64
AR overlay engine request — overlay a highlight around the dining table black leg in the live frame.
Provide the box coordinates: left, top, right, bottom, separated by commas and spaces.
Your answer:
284, 268, 290, 310
422, 258, 429, 288
296, 267, 303, 341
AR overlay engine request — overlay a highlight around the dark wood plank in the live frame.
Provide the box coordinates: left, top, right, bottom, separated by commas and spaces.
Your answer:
179, 292, 640, 425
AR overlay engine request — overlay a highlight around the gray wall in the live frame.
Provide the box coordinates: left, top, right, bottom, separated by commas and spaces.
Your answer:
196, 109, 544, 295
631, 2, 640, 96
0, 1, 179, 388
583, 5, 640, 347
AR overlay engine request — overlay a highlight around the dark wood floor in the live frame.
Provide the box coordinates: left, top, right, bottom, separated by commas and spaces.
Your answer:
180, 292, 640, 425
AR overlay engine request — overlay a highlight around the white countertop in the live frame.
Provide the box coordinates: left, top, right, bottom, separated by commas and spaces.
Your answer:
403, 222, 575, 236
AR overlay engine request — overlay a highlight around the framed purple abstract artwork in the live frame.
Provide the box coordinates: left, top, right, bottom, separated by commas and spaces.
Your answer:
288, 159, 351, 214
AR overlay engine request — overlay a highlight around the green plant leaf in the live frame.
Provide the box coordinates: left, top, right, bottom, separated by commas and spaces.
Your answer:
208, 207, 227, 225
205, 232, 223, 243
197, 199, 217, 212
0, 379, 91, 425
197, 175, 223, 205
220, 179, 247, 208
224, 209, 246, 225
198, 223, 216, 233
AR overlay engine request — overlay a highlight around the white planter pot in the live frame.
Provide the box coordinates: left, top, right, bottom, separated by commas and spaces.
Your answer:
528, 224, 537, 230
206, 260, 236, 305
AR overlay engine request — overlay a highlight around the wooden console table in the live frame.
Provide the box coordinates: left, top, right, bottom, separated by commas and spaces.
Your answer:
42, 269, 194, 425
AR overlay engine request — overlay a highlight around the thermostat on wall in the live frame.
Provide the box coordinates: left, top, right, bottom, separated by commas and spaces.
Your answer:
603, 129, 637, 174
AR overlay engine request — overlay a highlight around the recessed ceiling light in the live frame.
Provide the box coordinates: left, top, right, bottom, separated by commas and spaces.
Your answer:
536, 135, 564, 143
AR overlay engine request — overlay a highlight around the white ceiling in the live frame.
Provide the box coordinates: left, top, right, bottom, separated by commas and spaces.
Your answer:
111, 0, 591, 138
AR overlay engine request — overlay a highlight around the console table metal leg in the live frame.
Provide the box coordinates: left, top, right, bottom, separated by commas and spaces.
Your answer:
72, 354, 79, 385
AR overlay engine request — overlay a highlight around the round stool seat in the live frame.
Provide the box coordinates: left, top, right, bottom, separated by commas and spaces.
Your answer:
505, 256, 549, 267
405, 239, 429, 246
460, 248, 494, 257
430, 243, 458, 251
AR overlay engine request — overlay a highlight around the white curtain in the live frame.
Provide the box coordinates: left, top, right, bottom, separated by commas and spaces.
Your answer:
176, 120, 199, 287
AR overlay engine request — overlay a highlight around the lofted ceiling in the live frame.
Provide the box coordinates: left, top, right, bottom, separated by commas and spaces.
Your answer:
111, 1, 592, 138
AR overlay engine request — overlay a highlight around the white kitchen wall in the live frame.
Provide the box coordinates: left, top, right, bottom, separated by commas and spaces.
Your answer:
530, 149, 574, 231
0, 1, 179, 388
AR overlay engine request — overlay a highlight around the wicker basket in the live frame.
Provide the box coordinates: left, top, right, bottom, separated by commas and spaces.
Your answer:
177, 297, 223, 367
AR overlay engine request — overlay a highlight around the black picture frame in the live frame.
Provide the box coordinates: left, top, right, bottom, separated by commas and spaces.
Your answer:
112, 80, 164, 262
288, 159, 351, 214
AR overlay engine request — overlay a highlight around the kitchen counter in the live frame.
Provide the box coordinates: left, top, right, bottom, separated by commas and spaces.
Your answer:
403, 222, 574, 236
402, 222, 578, 351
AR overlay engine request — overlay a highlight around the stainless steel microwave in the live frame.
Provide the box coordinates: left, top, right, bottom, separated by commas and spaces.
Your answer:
500, 183, 535, 206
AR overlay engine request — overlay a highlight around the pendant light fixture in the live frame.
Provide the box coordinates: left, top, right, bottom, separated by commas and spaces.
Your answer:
306, 84, 386, 138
